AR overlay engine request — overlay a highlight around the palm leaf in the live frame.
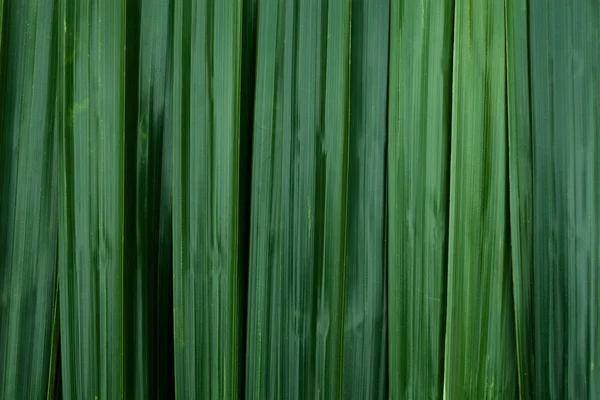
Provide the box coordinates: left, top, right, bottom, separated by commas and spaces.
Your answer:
0, 1, 59, 398
344, 0, 389, 398
505, 0, 534, 397
443, 0, 517, 396
244, 0, 351, 398
387, 1, 453, 398
171, 0, 244, 398
528, 1, 600, 397
57, 1, 127, 398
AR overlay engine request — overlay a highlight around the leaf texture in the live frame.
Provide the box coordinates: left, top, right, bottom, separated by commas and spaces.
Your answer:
171, 0, 244, 398
505, 0, 534, 397
126, 0, 175, 398
528, 1, 600, 397
244, 0, 351, 398
343, 0, 389, 398
0, 0, 59, 398
443, 0, 518, 397
387, 1, 454, 398
57, 1, 127, 398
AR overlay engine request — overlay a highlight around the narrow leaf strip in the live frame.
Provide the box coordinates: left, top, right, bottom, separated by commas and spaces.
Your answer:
344, 0, 389, 398
128, 0, 174, 397
443, 0, 518, 397
387, 0, 454, 398
57, 1, 126, 398
0, 1, 59, 398
171, 0, 243, 398
245, 0, 351, 398
505, 0, 534, 397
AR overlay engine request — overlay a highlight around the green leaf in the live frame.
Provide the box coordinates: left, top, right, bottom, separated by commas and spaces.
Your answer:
505, 0, 534, 397
343, 0, 389, 398
387, 1, 453, 398
443, 0, 518, 397
125, 0, 174, 398
528, 1, 600, 397
57, 1, 127, 398
0, 1, 59, 398
171, 0, 244, 398
244, 0, 351, 398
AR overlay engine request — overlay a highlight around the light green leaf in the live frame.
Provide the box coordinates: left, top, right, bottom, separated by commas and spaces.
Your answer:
387, 1, 454, 398
443, 0, 517, 397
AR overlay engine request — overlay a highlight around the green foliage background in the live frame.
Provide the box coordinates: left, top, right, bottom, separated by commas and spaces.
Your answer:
0, 0, 598, 399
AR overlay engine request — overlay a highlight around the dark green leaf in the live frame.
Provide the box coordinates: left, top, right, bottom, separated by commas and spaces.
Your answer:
528, 1, 600, 397
0, 1, 59, 398
126, 0, 174, 398
344, 0, 388, 398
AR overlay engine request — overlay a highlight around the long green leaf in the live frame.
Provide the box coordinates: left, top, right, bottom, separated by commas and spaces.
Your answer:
343, 0, 388, 398
0, 1, 59, 398
505, 0, 534, 397
443, 0, 517, 397
528, 1, 600, 397
57, 1, 126, 398
171, 0, 244, 398
126, 0, 174, 397
387, 1, 453, 398
245, 0, 351, 398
